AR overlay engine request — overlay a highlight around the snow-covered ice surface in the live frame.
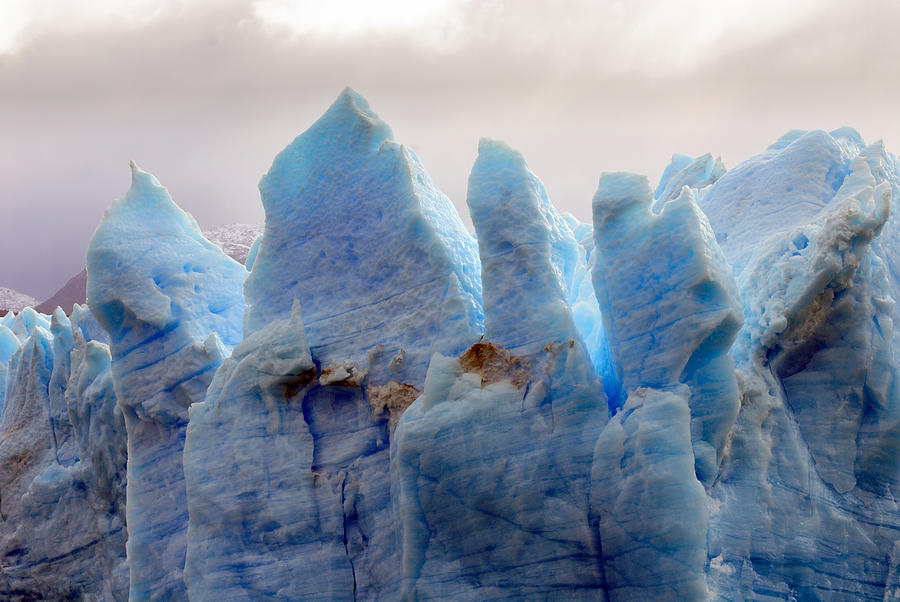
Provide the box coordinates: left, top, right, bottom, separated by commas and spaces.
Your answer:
201, 223, 264, 265
0, 288, 36, 315
2, 90, 900, 601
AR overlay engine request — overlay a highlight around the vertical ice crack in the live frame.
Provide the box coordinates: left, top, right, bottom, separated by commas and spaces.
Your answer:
48, 413, 62, 466
339, 473, 358, 600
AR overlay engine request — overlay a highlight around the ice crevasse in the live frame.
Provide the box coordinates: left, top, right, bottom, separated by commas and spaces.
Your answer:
0, 88, 899, 600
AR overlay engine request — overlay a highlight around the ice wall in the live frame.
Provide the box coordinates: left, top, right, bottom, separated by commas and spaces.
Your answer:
182, 89, 485, 599
0, 324, 18, 411
591, 386, 708, 600
86, 163, 247, 599
0, 307, 127, 599
392, 140, 608, 598
243, 87, 482, 378
700, 132, 900, 599
592, 173, 742, 484
699, 128, 862, 276
183, 305, 358, 599
2, 90, 900, 601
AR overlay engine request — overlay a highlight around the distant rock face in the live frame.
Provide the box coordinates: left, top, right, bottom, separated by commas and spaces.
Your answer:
34, 270, 86, 315
3, 90, 900, 602
0, 288, 36, 315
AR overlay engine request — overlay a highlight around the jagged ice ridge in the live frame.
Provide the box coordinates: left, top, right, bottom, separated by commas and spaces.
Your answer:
2, 88, 900, 600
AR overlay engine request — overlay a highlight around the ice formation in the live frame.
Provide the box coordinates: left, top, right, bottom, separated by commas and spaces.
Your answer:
0, 306, 126, 599
2, 88, 900, 600
392, 139, 607, 597
183, 89, 483, 599
85, 163, 247, 599
31, 224, 261, 316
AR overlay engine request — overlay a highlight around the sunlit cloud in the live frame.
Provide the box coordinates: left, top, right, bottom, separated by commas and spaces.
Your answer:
0, 0, 840, 73
251, 0, 468, 50
0, 1, 32, 54
0, 0, 182, 55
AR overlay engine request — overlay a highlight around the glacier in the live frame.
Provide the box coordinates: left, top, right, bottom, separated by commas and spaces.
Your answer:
183, 89, 484, 600
392, 139, 607, 598
1, 88, 900, 600
85, 163, 247, 599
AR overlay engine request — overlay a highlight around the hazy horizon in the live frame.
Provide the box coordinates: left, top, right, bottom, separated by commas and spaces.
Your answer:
2, 0, 899, 299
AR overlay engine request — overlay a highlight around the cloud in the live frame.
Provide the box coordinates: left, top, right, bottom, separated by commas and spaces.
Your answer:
1, 0, 898, 298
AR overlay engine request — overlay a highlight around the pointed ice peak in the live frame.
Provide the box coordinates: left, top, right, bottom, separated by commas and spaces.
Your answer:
6, 307, 51, 342
247, 88, 482, 377
467, 139, 598, 361
336, 86, 382, 123
830, 125, 866, 152
468, 138, 551, 253
653, 153, 726, 208
593, 172, 654, 226
468, 137, 575, 263
866, 139, 887, 155
101, 162, 214, 246
312, 86, 392, 155
127, 160, 165, 197
129, 159, 153, 180
655, 153, 694, 199
468, 138, 538, 211
476, 138, 524, 163
841, 154, 877, 195
829, 156, 891, 234
87, 164, 246, 344
49, 306, 70, 337
258, 87, 395, 215
108, 161, 187, 230
857, 140, 898, 188
0, 324, 18, 363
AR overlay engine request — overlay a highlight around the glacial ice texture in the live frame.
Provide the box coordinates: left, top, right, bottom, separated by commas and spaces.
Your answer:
392, 140, 607, 598
183, 90, 487, 599
86, 163, 247, 599
243, 88, 483, 382
0, 308, 127, 599
0, 89, 899, 601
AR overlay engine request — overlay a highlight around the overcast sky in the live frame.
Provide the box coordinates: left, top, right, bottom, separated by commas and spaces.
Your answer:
2, 0, 899, 299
